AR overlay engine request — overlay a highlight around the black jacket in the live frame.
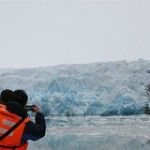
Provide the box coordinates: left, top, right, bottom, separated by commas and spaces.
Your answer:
6, 102, 46, 143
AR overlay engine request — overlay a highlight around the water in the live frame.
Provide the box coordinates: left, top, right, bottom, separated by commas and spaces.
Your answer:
29, 115, 150, 150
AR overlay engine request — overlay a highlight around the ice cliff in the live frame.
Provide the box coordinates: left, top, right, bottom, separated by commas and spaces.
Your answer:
0, 59, 150, 116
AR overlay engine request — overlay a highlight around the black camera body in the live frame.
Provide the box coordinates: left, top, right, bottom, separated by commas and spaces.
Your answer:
25, 105, 35, 111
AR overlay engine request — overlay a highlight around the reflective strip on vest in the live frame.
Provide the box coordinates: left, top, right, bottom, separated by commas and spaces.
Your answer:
3, 119, 16, 127
0, 127, 13, 136
0, 119, 16, 136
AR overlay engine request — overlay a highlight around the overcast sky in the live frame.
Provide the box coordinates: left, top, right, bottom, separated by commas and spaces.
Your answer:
0, 0, 150, 68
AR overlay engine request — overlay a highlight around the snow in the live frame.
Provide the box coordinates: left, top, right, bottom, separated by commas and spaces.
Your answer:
0, 59, 150, 116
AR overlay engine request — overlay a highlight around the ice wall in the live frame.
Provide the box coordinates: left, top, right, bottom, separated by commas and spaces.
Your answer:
0, 60, 150, 116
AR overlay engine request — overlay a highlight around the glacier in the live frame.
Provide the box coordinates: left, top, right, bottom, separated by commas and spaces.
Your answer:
1, 59, 150, 150
0, 59, 150, 116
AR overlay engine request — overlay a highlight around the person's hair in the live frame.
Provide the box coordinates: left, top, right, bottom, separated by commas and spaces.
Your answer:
13, 90, 28, 107
0, 89, 14, 104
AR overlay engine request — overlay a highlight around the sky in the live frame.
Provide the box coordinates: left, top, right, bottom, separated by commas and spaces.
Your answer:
0, 0, 150, 68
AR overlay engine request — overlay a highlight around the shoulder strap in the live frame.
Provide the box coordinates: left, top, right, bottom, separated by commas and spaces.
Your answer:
0, 117, 26, 141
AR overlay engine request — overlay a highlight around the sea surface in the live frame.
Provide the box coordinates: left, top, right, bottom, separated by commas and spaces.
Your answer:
29, 115, 150, 150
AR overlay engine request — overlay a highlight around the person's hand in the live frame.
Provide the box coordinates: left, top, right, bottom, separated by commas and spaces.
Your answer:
32, 105, 41, 113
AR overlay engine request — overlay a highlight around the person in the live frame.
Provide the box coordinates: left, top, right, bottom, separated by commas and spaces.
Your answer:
0, 89, 46, 150
0, 89, 14, 105
0, 89, 15, 117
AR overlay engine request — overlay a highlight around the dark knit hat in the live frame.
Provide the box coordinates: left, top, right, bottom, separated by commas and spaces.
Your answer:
14, 90, 28, 107
0, 89, 14, 104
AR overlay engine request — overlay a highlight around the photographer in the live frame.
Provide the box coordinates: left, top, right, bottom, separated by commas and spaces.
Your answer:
0, 89, 46, 150
0, 89, 14, 105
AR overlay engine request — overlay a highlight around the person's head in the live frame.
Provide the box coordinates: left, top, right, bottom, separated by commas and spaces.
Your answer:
0, 89, 14, 104
13, 89, 28, 107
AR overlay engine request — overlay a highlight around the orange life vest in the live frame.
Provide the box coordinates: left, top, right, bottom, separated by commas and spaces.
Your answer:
0, 104, 30, 150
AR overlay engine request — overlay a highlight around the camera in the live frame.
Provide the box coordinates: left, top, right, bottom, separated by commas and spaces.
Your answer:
25, 105, 36, 111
